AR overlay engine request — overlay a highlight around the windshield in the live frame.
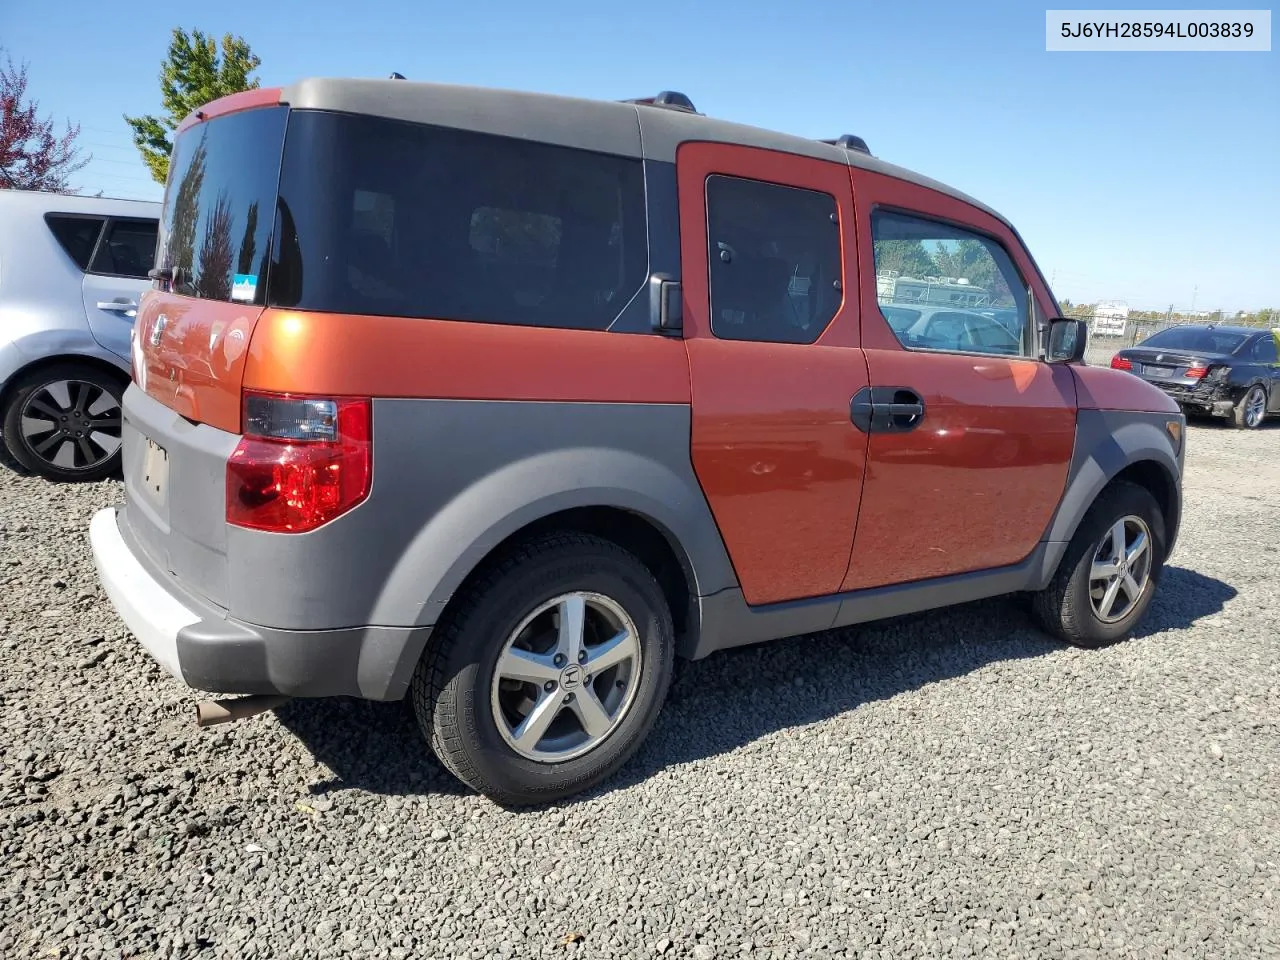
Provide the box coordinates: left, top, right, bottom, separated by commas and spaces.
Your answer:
1140, 326, 1249, 354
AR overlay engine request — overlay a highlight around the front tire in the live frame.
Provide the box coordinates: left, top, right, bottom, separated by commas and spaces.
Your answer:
411, 533, 675, 806
1032, 481, 1166, 648
1, 363, 126, 482
1231, 384, 1267, 430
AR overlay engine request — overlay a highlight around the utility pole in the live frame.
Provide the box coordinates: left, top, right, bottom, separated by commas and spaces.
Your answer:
1191, 285, 1198, 314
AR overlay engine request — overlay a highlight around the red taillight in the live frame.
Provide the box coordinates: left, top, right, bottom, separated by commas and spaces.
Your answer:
226, 392, 372, 533
1185, 363, 1208, 380
1110, 355, 1132, 371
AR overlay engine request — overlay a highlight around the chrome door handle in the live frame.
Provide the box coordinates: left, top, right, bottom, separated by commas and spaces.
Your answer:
97, 300, 138, 315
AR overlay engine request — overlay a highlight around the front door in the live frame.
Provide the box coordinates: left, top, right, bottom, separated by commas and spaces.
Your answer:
677, 142, 870, 606
81, 217, 159, 361
842, 169, 1078, 591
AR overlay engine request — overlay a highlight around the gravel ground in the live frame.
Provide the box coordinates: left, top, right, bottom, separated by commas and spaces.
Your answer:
2, 420, 1278, 960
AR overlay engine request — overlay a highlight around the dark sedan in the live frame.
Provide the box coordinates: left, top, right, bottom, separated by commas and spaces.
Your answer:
1110, 324, 1280, 429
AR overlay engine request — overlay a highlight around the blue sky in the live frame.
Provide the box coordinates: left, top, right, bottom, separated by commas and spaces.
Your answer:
5, 0, 1277, 312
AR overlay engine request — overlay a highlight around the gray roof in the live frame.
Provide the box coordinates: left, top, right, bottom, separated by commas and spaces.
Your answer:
0, 189, 160, 217
279, 77, 1010, 228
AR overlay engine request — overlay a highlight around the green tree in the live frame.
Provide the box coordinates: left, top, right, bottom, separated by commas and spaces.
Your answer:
872, 239, 935, 278
124, 28, 260, 185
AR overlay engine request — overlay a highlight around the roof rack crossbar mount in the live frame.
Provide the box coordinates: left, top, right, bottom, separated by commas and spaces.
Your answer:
821, 133, 872, 155
625, 90, 698, 114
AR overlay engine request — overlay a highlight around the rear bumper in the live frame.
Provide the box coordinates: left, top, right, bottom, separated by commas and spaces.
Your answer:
88, 506, 431, 700
1139, 378, 1237, 416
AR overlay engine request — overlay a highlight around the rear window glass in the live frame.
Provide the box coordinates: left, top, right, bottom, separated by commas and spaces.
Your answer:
157, 106, 287, 304
46, 215, 105, 270
1140, 326, 1249, 354
270, 110, 648, 330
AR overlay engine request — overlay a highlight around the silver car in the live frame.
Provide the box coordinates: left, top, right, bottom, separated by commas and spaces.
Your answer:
0, 190, 160, 481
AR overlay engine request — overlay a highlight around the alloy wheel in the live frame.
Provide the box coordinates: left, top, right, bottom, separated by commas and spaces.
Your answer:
18, 379, 122, 472
1245, 387, 1266, 428
490, 591, 642, 763
1088, 515, 1153, 624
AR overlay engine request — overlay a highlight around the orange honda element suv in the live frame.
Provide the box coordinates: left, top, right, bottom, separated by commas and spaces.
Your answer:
89, 81, 1184, 805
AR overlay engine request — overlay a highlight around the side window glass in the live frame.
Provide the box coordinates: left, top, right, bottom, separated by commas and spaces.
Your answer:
1253, 336, 1278, 363
706, 175, 842, 345
872, 210, 1028, 357
89, 219, 159, 279
45, 215, 105, 271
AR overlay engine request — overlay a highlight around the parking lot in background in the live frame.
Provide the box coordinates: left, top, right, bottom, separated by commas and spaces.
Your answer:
2, 420, 1278, 959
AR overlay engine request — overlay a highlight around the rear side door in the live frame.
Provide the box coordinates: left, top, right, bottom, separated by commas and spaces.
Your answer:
81, 217, 158, 361
677, 142, 870, 606
842, 169, 1078, 591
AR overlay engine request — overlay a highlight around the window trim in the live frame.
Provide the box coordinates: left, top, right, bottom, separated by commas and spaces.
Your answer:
868, 203, 1037, 361
43, 212, 107, 272
86, 216, 161, 281
703, 172, 844, 346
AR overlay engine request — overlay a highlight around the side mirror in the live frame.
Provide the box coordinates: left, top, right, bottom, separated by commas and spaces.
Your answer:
1045, 317, 1087, 364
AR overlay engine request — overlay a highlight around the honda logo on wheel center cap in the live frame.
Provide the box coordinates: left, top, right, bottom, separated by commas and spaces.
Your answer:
559, 665, 583, 690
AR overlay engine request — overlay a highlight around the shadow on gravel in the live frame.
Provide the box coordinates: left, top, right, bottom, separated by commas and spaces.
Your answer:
1132, 565, 1236, 639
276, 697, 470, 799
274, 566, 1235, 803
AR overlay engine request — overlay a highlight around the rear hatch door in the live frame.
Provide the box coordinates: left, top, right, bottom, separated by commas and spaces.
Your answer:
124, 99, 286, 608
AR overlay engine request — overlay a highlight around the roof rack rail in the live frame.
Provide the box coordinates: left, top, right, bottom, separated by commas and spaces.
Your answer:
821, 134, 871, 155
624, 91, 698, 114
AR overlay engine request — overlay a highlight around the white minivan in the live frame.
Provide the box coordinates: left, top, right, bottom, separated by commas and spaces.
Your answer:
0, 190, 160, 481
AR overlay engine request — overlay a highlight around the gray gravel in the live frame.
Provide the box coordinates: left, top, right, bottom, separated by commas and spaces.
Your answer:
2, 420, 1279, 960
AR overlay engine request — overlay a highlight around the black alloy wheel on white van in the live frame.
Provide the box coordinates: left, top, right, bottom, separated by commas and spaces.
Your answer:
411, 533, 675, 807
1, 363, 126, 482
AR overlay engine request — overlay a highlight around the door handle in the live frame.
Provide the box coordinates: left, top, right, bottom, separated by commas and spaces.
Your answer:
850, 386, 926, 433
97, 300, 138, 314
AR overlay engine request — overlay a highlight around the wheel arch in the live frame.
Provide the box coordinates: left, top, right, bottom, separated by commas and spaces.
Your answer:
439, 505, 700, 654
369, 445, 739, 645
1035, 411, 1183, 586
0, 350, 131, 417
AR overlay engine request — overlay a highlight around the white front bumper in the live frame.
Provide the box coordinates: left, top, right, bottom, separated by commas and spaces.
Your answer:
88, 507, 199, 684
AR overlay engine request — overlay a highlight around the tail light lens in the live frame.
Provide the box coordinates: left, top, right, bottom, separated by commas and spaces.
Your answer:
226, 391, 372, 533
1185, 363, 1208, 380
1110, 355, 1132, 371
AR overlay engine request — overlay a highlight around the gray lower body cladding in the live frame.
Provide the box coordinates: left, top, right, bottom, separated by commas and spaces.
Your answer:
107, 389, 1181, 693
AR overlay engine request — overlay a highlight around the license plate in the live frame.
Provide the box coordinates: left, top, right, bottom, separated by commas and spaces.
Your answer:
1143, 365, 1173, 378
140, 437, 169, 508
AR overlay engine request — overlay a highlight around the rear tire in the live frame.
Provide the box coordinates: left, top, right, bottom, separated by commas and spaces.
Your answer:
1032, 481, 1165, 648
1230, 384, 1267, 430
1, 363, 126, 482
411, 533, 675, 806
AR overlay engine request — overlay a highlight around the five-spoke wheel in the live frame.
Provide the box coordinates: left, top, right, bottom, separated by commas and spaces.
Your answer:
1088, 516, 1153, 624
1033, 480, 1166, 648
491, 592, 642, 762
412, 533, 674, 807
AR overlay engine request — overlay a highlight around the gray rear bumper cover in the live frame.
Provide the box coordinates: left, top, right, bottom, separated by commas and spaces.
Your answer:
93, 506, 430, 700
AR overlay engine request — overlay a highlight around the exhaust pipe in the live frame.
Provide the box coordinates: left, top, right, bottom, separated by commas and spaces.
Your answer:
195, 694, 292, 727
